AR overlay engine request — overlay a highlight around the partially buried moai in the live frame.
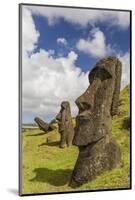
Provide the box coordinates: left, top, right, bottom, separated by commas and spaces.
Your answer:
69, 57, 122, 188
34, 117, 54, 133
56, 101, 74, 148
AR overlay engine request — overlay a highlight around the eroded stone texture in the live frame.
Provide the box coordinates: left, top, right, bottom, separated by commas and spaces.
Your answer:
34, 117, 54, 132
69, 57, 122, 188
56, 101, 74, 148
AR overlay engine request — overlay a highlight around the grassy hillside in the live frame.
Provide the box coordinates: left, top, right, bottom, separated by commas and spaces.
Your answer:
21, 85, 130, 195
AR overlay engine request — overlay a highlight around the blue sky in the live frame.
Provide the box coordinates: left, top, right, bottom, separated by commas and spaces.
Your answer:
32, 13, 130, 72
22, 5, 130, 123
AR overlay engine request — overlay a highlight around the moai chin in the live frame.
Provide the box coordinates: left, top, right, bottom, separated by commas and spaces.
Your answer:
69, 57, 122, 188
34, 117, 54, 132
56, 101, 74, 148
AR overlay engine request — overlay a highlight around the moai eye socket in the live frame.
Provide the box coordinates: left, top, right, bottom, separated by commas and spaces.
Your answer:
61, 107, 65, 112
89, 67, 112, 84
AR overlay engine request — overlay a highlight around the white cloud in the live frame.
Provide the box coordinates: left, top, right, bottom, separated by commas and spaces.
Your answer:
118, 52, 130, 89
27, 5, 130, 29
22, 8, 89, 122
57, 37, 67, 46
23, 48, 89, 121
22, 7, 39, 54
22, 7, 130, 123
76, 27, 113, 58
76, 27, 130, 87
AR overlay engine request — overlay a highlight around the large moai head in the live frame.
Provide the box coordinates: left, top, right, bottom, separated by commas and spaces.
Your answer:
69, 57, 122, 188
56, 101, 74, 148
34, 117, 54, 132
73, 57, 122, 146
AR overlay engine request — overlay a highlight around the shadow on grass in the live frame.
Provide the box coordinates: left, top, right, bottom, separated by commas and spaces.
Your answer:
121, 117, 130, 130
30, 168, 72, 186
27, 130, 55, 136
26, 132, 46, 136
38, 141, 59, 147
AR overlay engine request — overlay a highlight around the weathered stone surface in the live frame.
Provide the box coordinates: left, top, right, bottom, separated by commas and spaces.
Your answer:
56, 101, 74, 148
34, 117, 54, 132
69, 57, 122, 188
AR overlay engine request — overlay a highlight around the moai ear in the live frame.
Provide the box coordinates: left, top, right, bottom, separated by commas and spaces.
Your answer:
111, 59, 122, 116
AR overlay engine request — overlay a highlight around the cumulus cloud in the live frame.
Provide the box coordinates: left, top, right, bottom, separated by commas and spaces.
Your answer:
76, 27, 130, 87
22, 7, 39, 54
76, 27, 113, 58
22, 7, 130, 123
27, 5, 130, 28
23, 48, 89, 121
118, 52, 130, 89
22, 7, 89, 122
57, 37, 67, 46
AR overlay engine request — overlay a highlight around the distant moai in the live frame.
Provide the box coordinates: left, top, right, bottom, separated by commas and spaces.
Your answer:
34, 117, 54, 132
69, 57, 122, 188
56, 101, 74, 148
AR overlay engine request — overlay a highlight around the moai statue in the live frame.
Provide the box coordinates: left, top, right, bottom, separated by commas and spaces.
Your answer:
56, 101, 74, 148
69, 57, 122, 188
34, 117, 54, 132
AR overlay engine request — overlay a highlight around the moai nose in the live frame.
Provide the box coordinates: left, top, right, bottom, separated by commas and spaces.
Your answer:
75, 85, 94, 113
76, 78, 101, 113
56, 112, 61, 121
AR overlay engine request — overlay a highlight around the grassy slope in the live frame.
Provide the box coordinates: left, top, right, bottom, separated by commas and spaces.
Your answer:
22, 85, 130, 194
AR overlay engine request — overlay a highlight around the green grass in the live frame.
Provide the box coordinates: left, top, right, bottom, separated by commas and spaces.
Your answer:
21, 85, 130, 194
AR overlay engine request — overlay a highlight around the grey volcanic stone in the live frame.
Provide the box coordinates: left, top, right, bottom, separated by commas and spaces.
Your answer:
69, 57, 122, 188
56, 101, 74, 148
34, 117, 54, 132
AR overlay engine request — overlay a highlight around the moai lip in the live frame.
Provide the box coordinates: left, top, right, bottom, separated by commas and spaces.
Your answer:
56, 101, 74, 148
69, 56, 122, 188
